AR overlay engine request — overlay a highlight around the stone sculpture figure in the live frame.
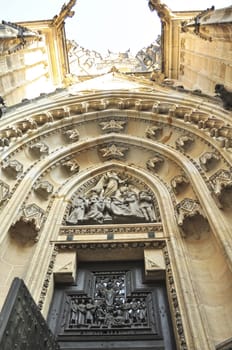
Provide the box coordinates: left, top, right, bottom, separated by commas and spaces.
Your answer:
66, 196, 87, 224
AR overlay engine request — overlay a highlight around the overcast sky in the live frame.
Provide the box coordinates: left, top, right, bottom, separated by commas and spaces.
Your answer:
1, 0, 231, 54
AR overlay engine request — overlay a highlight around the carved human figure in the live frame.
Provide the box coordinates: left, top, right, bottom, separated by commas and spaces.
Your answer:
139, 191, 156, 222
136, 300, 147, 323
67, 196, 87, 224
89, 171, 127, 198
104, 171, 127, 197
85, 299, 96, 324
123, 190, 144, 218
86, 195, 105, 223
75, 299, 86, 324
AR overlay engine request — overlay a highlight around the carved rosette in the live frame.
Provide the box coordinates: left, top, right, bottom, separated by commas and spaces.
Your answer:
2, 159, 23, 179
34, 181, 54, 199
99, 143, 128, 160
199, 152, 220, 172
176, 198, 209, 238
146, 155, 164, 172
99, 119, 126, 133
0, 180, 10, 205
171, 175, 189, 195
10, 203, 45, 243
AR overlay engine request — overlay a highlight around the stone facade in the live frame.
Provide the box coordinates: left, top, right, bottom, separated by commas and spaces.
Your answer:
0, 1, 232, 349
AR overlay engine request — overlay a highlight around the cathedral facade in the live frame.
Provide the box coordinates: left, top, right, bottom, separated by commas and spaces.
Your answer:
0, 1, 231, 349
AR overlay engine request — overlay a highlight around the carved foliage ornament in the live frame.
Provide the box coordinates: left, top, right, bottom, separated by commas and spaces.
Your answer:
146, 125, 163, 140
63, 159, 80, 174
0, 180, 10, 205
171, 175, 189, 195
63, 128, 80, 143
66, 171, 158, 225
210, 169, 232, 208
176, 198, 209, 238
199, 152, 220, 172
2, 159, 23, 179
99, 119, 126, 133
10, 203, 45, 243
146, 155, 164, 172
34, 181, 53, 199
30, 142, 49, 157
175, 135, 194, 152
99, 143, 128, 160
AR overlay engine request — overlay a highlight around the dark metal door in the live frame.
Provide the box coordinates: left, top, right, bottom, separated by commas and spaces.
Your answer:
48, 261, 176, 350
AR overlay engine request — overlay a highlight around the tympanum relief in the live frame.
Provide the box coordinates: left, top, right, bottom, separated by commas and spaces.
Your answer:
66, 171, 158, 225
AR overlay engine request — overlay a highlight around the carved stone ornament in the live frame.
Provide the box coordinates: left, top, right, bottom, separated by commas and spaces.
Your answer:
146, 125, 163, 140
146, 155, 164, 172
176, 198, 209, 238
10, 203, 44, 243
210, 169, 232, 208
171, 175, 189, 195
0, 137, 9, 148
34, 181, 53, 199
0, 180, 10, 205
66, 171, 158, 225
99, 119, 126, 133
29, 142, 49, 157
99, 143, 128, 160
63, 128, 80, 143
210, 125, 232, 149
16, 118, 38, 133
2, 159, 23, 179
63, 159, 80, 174
199, 152, 220, 172
175, 135, 194, 152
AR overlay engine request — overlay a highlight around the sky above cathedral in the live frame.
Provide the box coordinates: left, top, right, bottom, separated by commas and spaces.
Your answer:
1, 0, 231, 54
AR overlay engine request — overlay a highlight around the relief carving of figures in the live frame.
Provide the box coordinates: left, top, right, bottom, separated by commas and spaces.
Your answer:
66, 171, 157, 225
175, 135, 194, 152
210, 169, 232, 208
0, 180, 10, 205
99, 119, 126, 133
63, 128, 80, 143
176, 198, 209, 238
99, 144, 128, 160
67, 272, 148, 329
2, 159, 23, 179
30, 141, 49, 157
199, 152, 220, 172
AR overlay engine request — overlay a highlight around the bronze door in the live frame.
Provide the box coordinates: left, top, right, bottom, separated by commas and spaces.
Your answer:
48, 261, 176, 350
